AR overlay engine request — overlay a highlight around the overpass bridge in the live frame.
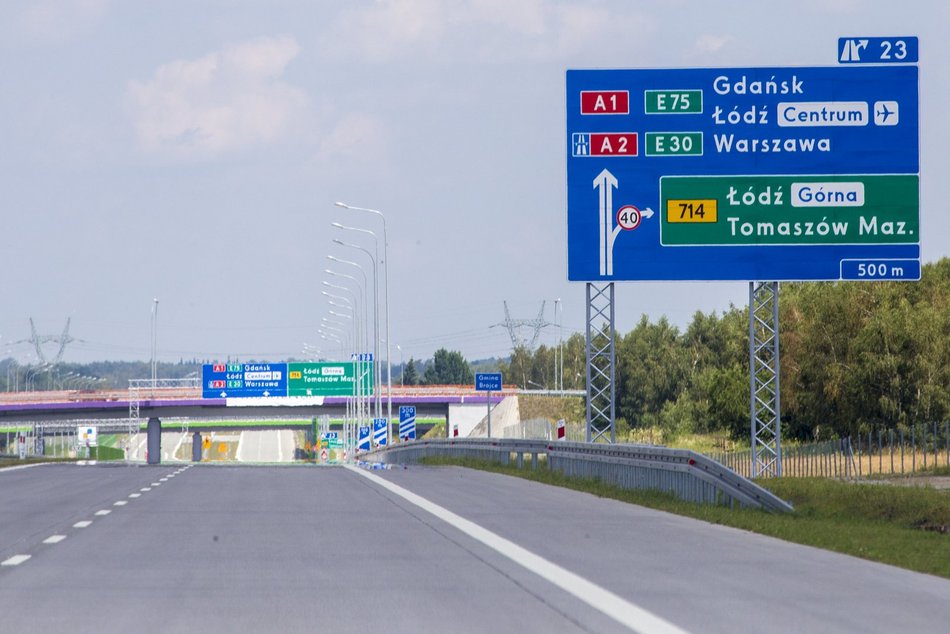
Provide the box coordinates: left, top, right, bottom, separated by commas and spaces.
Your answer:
0, 385, 512, 428
0, 385, 533, 461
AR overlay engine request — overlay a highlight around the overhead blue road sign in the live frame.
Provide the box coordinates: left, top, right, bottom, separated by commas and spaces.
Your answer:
566, 65, 920, 281
838, 37, 918, 64
475, 373, 503, 391
399, 406, 416, 441
202, 363, 288, 398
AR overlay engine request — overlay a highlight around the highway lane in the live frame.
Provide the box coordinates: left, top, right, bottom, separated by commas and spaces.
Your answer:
371, 466, 950, 633
127, 431, 189, 461
0, 463, 182, 563
1, 463, 948, 633
235, 429, 295, 462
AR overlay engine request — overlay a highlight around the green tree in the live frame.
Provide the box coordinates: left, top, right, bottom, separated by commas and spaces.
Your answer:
423, 349, 474, 385
616, 316, 690, 429
402, 358, 420, 386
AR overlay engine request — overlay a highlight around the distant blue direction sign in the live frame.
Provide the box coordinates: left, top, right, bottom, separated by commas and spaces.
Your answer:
358, 426, 371, 452
399, 406, 417, 441
475, 373, 502, 391
372, 418, 388, 447
838, 37, 918, 64
202, 363, 288, 398
566, 64, 920, 282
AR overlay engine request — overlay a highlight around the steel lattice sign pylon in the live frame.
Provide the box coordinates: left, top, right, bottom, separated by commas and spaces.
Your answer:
585, 283, 616, 443
749, 282, 782, 477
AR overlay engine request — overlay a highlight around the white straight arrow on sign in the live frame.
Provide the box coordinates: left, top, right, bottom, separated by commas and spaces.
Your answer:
593, 169, 621, 276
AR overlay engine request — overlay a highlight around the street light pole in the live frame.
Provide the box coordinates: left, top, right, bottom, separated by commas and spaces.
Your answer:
150, 298, 159, 385
395, 344, 403, 387
325, 268, 370, 428
330, 244, 381, 418
335, 201, 392, 443
327, 255, 380, 416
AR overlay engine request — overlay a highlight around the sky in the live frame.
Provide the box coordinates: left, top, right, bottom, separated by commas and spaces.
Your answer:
0, 0, 946, 367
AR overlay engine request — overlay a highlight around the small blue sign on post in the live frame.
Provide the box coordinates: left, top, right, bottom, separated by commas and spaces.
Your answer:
357, 426, 371, 452
399, 406, 417, 441
475, 373, 503, 438
373, 418, 388, 447
475, 373, 503, 392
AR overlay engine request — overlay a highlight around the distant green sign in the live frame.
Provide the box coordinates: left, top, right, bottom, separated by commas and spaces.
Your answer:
287, 362, 373, 397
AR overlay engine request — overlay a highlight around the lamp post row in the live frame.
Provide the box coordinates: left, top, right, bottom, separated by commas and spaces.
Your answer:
326, 202, 393, 445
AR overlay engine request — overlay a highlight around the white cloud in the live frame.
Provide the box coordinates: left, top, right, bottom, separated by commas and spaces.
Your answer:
324, 0, 652, 62
126, 36, 308, 158
331, 0, 450, 61
319, 113, 388, 160
692, 34, 734, 56
15, 0, 109, 42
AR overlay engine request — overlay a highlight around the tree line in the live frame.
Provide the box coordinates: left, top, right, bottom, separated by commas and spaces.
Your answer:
3, 259, 946, 443
497, 259, 949, 442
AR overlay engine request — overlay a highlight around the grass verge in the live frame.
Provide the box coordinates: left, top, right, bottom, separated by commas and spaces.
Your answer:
0, 456, 75, 467
420, 456, 950, 579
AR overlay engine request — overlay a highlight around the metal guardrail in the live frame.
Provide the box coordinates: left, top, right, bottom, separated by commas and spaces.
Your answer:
362, 438, 793, 513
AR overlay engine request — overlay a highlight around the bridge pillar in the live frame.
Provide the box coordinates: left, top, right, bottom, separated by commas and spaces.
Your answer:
146, 417, 161, 465
192, 431, 202, 462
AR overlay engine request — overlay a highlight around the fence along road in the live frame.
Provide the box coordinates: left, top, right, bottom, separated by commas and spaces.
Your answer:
2, 463, 949, 633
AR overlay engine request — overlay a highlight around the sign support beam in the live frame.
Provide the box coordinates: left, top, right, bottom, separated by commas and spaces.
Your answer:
749, 281, 782, 477
585, 282, 615, 443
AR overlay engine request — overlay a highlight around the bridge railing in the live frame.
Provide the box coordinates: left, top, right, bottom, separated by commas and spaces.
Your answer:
361, 438, 793, 513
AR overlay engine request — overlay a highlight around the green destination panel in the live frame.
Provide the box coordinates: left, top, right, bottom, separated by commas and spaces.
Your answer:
644, 89, 703, 114
645, 132, 703, 156
287, 362, 373, 397
660, 174, 918, 246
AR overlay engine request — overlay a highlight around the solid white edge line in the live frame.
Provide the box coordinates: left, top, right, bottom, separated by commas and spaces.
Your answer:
2, 555, 31, 566
43, 535, 67, 544
235, 431, 245, 462
171, 433, 186, 460
345, 465, 689, 634
0, 463, 48, 473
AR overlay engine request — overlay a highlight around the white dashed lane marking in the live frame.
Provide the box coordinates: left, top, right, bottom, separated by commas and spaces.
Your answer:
1, 470, 188, 572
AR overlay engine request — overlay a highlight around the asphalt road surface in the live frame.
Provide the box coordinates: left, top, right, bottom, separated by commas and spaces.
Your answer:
2, 462, 949, 633
126, 430, 297, 462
